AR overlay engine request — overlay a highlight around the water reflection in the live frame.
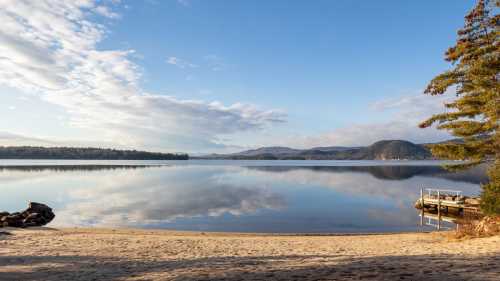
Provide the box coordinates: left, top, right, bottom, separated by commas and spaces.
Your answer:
238, 165, 484, 232
420, 213, 457, 230
0, 162, 487, 233
0, 165, 159, 172
247, 165, 488, 184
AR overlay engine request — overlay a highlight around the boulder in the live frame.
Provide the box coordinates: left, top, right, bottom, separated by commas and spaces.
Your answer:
0, 202, 55, 228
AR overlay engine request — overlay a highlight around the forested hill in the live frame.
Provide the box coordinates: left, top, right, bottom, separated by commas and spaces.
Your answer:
199, 140, 433, 160
0, 146, 189, 160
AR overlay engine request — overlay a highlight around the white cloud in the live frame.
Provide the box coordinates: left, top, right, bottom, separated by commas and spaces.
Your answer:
358, 93, 454, 144
264, 93, 455, 148
0, 131, 55, 146
370, 91, 455, 122
0, 0, 285, 152
0, 131, 132, 148
166, 56, 198, 69
94, 5, 120, 19
308, 98, 452, 146
308, 120, 450, 147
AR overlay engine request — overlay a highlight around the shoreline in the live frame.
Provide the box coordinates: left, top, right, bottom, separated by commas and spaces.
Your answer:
1, 227, 499, 280
2, 226, 434, 236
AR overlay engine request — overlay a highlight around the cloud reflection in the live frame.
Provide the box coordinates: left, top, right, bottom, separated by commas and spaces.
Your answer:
0, 164, 485, 232
240, 165, 483, 225
54, 166, 285, 227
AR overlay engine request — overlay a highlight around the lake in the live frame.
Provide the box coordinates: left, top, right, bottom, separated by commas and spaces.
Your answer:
0, 160, 487, 233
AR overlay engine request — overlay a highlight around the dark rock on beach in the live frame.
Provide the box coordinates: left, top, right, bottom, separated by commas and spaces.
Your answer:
0, 202, 55, 228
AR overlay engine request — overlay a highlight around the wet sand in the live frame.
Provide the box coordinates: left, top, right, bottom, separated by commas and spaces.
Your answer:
0, 228, 499, 280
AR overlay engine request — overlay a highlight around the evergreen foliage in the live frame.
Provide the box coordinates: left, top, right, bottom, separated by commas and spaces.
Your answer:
0, 146, 189, 160
419, 0, 499, 214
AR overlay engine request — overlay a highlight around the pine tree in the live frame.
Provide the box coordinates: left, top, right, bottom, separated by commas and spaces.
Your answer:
419, 0, 499, 215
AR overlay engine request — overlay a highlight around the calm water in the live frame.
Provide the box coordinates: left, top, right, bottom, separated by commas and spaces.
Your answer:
0, 160, 487, 233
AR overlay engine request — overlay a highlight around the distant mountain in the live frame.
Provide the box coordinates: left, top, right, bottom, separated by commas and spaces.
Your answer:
0, 146, 189, 160
198, 140, 433, 160
361, 140, 431, 160
310, 146, 359, 152
232, 146, 303, 157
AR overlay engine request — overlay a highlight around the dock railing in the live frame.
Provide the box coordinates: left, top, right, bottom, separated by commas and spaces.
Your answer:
422, 188, 465, 205
425, 188, 462, 197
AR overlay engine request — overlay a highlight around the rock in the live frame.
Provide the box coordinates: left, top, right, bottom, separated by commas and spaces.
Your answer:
3, 214, 25, 227
0, 202, 55, 228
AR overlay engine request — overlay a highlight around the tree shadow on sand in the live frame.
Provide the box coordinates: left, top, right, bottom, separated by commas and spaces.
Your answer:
0, 250, 499, 281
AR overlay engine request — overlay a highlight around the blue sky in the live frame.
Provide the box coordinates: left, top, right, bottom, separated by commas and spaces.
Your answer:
0, 0, 476, 153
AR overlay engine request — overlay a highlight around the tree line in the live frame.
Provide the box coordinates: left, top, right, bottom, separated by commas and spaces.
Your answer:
0, 146, 189, 160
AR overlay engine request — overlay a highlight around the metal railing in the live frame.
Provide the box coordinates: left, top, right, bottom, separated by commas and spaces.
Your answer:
425, 188, 462, 197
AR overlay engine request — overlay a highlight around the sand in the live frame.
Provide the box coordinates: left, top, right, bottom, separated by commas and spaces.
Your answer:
0, 228, 499, 281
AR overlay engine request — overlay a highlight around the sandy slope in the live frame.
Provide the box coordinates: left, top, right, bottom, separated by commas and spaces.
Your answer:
0, 228, 499, 281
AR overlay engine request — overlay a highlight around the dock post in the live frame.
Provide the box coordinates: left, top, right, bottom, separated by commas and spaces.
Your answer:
420, 188, 424, 227
437, 190, 441, 231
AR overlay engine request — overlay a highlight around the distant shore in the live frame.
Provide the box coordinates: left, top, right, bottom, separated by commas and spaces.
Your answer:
1, 227, 498, 280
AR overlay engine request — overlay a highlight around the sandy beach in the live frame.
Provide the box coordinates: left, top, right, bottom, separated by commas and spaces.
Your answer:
0, 228, 498, 281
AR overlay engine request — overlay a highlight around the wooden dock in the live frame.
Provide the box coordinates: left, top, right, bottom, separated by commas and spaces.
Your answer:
415, 188, 481, 213
415, 188, 482, 230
